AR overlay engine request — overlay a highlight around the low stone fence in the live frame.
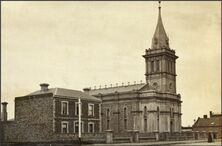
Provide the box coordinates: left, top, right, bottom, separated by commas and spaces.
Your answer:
108, 131, 214, 144
138, 132, 156, 142
52, 133, 106, 143
113, 131, 131, 143
158, 131, 213, 141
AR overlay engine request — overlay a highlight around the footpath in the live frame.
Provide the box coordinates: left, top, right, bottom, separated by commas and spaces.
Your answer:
84, 139, 222, 146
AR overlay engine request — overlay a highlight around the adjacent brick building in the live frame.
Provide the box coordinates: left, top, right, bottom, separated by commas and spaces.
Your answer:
3, 83, 101, 143
192, 111, 222, 139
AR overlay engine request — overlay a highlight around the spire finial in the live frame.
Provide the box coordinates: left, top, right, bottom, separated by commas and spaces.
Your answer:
158, 1, 161, 10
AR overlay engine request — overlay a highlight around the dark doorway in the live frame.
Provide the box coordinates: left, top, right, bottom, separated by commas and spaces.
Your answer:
170, 121, 173, 133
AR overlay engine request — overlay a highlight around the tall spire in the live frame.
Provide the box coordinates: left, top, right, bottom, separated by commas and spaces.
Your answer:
151, 1, 170, 49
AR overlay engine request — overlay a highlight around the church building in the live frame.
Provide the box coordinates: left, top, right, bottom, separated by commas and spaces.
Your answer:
86, 3, 182, 134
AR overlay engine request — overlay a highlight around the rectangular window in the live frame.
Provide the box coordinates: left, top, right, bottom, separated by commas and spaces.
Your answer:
61, 101, 69, 115
74, 121, 84, 133
88, 104, 94, 116
61, 121, 69, 133
151, 61, 154, 72
75, 102, 82, 116
88, 122, 95, 133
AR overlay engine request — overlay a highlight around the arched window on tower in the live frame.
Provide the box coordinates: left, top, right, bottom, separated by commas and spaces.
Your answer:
144, 106, 148, 132
169, 61, 172, 73
106, 109, 110, 130
144, 106, 147, 117
166, 60, 168, 72
170, 107, 174, 119
156, 60, 160, 72
124, 107, 127, 130
151, 61, 154, 72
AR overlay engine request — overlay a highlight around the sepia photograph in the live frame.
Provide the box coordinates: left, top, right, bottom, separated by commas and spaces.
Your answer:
0, 1, 221, 146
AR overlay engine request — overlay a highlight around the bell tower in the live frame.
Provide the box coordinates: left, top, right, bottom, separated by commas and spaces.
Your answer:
143, 1, 178, 94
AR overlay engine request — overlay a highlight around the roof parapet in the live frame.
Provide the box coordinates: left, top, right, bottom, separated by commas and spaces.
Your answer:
90, 80, 145, 91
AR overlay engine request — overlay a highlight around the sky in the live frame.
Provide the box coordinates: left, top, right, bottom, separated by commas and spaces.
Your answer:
1, 1, 221, 127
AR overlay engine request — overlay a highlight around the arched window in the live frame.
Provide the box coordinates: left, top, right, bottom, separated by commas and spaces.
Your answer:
151, 61, 154, 72
170, 108, 174, 118
106, 109, 110, 130
157, 106, 160, 131
124, 107, 127, 130
157, 106, 160, 120
156, 60, 160, 72
144, 106, 148, 132
169, 61, 172, 72
144, 106, 147, 117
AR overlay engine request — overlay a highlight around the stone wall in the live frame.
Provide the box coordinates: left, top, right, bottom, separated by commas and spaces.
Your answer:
52, 133, 106, 143
101, 96, 138, 133
4, 94, 54, 143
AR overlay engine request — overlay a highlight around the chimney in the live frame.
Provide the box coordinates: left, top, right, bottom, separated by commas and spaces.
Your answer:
210, 111, 213, 117
203, 115, 207, 119
40, 83, 49, 91
1, 102, 8, 122
83, 88, 91, 95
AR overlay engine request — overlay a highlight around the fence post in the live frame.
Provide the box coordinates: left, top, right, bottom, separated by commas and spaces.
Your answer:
132, 130, 139, 143
106, 130, 113, 144
164, 132, 169, 141
154, 132, 159, 141
128, 130, 139, 143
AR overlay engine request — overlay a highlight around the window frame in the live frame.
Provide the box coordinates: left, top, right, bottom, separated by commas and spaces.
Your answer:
88, 122, 95, 133
61, 121, 69, 134
75, 102, 82, 116
61, 101, 69, 115
88, 103, 95, 116
73, 121, 84, 133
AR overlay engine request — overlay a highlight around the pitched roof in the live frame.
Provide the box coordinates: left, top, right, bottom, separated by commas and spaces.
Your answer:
27, 88, 101, 102
89, 83, 147, 95
193, 116, 221, 127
